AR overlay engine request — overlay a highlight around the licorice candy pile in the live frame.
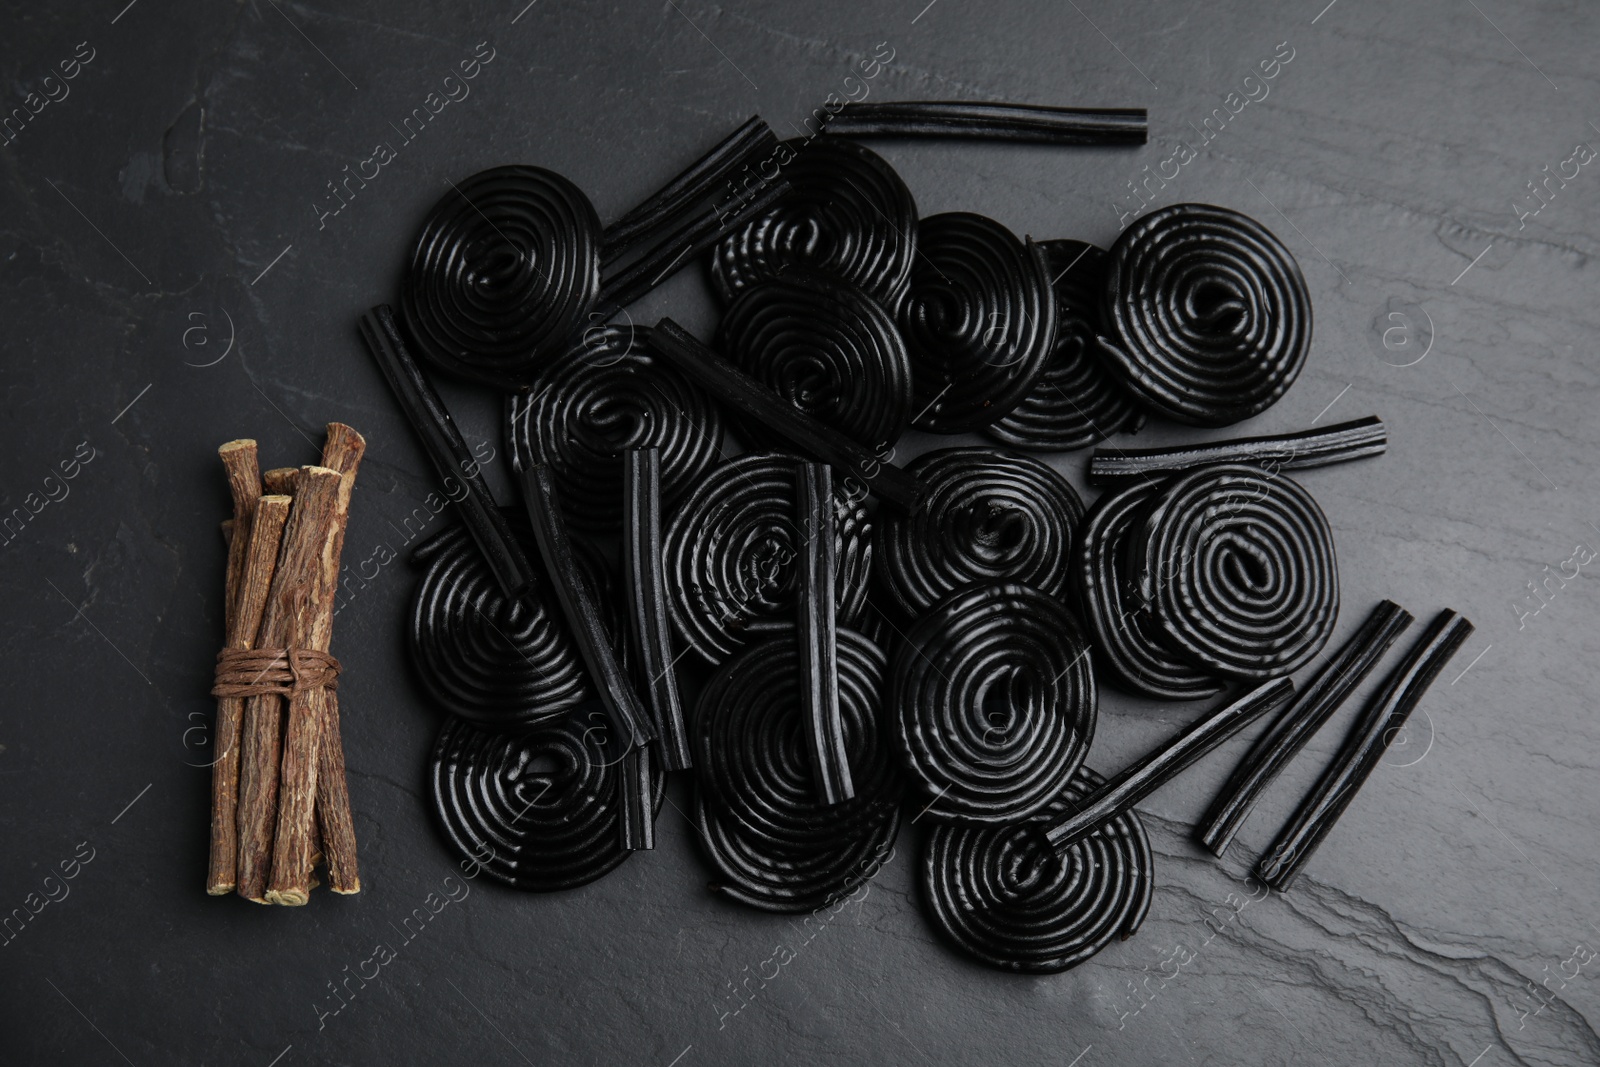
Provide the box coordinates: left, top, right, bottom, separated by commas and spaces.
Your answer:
356, 101, 1469, 976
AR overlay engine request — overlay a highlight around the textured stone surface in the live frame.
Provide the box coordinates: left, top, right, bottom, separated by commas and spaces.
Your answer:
2, 0, 1598, 1063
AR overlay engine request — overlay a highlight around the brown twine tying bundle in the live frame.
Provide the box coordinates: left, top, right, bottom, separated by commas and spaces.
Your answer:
212, 648, 341, 699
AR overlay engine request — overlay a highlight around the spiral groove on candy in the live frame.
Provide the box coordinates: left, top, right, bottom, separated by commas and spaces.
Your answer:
662, 452, 873, 664
408, 519, 617, 730
1072, 480, 1224, 701
506, 325, 723, 532
429, 710, 662, 892
1129, 464, 1339, 680
898, 213, 1057, 433
920, 767, 1152, 973
717, 273, 912, 453
1097, 202, 1312, 427
708, 138, 918, 308
401, 165, 601, 388
876, 447, 1085, 618
986, 240, 1145, 451
890, 581, 1097, 823
692, 628, 902, 912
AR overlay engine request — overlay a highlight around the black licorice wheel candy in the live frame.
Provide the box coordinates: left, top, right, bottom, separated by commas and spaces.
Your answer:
717, 273, 912, 453
401, 165, 601, 388
1072, 480, 1223, 701
876, 446, 1085, 618
986, 240, 1145, 451
1130, 464, 1339, 680
708, 138, 918, 307
430, 709, 663, 891
506, 325, 723, 532
890, 582, 1097, 824
692, 628, 902, 912
408, 518, 616, 731
899, 212, 1057, 434
662, 451, 873, 665
920, 767, 1152, 973
1097, 202, 1312, 427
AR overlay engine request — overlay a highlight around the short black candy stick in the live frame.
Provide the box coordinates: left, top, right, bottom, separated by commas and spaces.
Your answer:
360, 304, 535, 599
823, 101, 1148, 145
622, 448, 691, 771
797, 462, 853, 805
1197, 600, 1413, 858
1043, 678, 1295, 851
1256, 610, 1473, 891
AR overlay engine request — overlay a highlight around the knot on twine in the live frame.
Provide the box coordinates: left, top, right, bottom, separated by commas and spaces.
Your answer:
212, 647, 341, 698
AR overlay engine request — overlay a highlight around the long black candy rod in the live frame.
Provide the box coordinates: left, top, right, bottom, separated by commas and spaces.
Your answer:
618, 746, 656, 852
359, 305, 535, 598
823, 101, 1148, 146
1256, 609, 1473, 891
518, 462, 654, 751
651, 318, 925, 511
1088, 416, 1389, 486
1197, 600, 1413, 858
797, 462, 853, 805
1043, 678, 1295, 851
622, 449, 692, 771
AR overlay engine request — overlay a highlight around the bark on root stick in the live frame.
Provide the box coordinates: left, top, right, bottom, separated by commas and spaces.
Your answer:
316, 424, 364, 894
263, 467, 299, 495
235, 466, 343, 903
218, 441, 262, 638
206, 494, 291, 895
267, 425, 365, 903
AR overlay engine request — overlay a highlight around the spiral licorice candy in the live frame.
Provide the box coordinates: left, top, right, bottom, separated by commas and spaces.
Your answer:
506, 325, 722, 533
709, 137, 917, 308
920, 767, 1152, 973
401, 165, 601, 388
430, 708, 662, 891
1128, 464, 1339, 681
898, 212, 1057, 434
890, 581, 1096, 823
876, 446, 1084, 619
718, 273, 912, 454
1071, 480, 1222, 701
662, 451, 872, 664
986, 240, 1145, 451
693, 628, 902, 912
409, 519, 613, 730
1097, 203, 1311, 427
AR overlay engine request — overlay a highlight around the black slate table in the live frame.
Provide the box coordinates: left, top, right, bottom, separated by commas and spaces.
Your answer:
3, 0, 1598, 1063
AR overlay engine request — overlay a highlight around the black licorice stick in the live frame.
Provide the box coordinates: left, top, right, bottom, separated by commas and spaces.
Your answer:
822, 101, 1147, 146
359, 305, 535, 598
797, 462, 853, 805
1042, 678, 1295, 851
1088, 416, 1389, 486
518, 462, 655, 750
602, 115, 777, 262
1197, 601, 1414, 858
1256, 610, 1473, 891
598, 172, 791, 310
622, 449, 691, 771
618, 746, 656, 851
651, 318, 926, 512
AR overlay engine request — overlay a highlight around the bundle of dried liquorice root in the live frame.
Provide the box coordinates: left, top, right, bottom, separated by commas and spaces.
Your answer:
206, 424, 364, 905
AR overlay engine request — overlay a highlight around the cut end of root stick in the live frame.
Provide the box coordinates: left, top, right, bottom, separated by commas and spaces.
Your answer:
264, 888, 310, 907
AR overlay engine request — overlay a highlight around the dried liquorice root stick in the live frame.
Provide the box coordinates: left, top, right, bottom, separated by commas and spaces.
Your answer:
651, 318, 925, 511
219, 441, 262, 637
1088, 416, 1389, 486
1197, 600, 1413, 858
207, 493, 290, 895
1042, 678, 1294, 851
267, 424, 365, 904
263, 467, 299, 495
601, 115, 778, 262
822, 101, 1148, 146
1256, 610, 1473, 892
797, 462, 852, 805
235, 466, 344, 903
360, 305, 536, 599
597, 172, 790, 312
519, 463, 654, 750
622, 449, 691, 770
